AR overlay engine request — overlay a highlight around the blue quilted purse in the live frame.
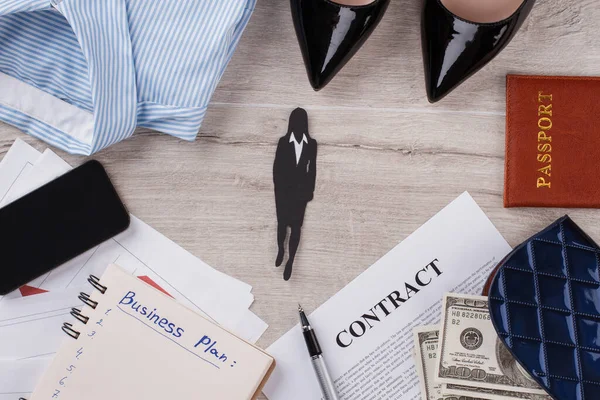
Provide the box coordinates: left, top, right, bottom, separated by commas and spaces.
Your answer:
486, 216, 600, 400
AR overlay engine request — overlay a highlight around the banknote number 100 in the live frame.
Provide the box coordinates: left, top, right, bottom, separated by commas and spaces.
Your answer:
445, 366, 487, 380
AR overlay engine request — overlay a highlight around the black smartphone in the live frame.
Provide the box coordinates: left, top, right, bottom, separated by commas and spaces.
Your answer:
0, 160, 130, 295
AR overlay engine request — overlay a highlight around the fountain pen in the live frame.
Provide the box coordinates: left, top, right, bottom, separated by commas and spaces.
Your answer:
298, 304, 340, 400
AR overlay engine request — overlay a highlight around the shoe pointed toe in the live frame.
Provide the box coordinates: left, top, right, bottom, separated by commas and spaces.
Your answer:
422, 24, 481, 103
306, 67, 331, 91
425, 83, 448, 104
291, 0, 390, 90
424, 65, 456, 103
421, 0, 536, 101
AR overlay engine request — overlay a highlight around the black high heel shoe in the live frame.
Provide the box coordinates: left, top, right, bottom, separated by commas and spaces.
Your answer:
421, 0, 536, 103
291, 0, 390, 91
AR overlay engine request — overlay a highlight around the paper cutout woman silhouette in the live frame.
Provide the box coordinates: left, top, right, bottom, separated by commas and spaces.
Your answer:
273, 108, 317, 281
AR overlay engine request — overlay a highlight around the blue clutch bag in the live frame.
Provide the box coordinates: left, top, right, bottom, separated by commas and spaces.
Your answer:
486, 216, 600, 400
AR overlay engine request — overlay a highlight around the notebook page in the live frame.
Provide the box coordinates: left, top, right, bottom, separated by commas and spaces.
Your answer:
31, 264, 273, 400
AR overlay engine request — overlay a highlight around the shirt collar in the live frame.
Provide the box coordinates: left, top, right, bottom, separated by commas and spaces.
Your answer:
289, 133, 308, 144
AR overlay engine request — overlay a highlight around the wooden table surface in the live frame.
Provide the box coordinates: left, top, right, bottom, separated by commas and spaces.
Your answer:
1, 1, 599, 398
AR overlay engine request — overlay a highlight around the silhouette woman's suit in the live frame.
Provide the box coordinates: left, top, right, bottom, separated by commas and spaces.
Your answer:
273, 108, 317, 281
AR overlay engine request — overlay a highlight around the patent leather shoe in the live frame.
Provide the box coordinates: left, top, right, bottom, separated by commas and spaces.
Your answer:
421, 0, 536, 103
291, 0, 390, 91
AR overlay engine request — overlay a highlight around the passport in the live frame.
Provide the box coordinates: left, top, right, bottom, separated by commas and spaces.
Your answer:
504, 74, 600, 208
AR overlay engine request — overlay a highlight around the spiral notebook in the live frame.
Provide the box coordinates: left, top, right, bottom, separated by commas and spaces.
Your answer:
30, 264, 275, 400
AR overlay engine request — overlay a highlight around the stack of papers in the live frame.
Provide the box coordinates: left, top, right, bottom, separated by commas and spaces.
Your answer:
0, 139, 267, 400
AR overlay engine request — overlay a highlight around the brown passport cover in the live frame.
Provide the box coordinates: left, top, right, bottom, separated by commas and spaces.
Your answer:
505, 75, 600, 208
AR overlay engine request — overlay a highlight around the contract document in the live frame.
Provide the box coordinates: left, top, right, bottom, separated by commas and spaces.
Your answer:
263, 192, 512, 400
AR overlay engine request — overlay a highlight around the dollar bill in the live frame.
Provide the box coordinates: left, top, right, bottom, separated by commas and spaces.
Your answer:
414, 325, 485, 400
443, 383, 552, 400
414, 326, 444, 400
436, 293, 547, 395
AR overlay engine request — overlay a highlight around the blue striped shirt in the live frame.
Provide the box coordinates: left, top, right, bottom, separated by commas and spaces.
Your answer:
0, 0, 255, 155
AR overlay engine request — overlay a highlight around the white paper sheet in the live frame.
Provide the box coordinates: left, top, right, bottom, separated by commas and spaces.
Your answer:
0, 358, 52, 400
0, 289, 81, 360
0, 287, 81, 323
0, 148, 70, 207
263, 193, 512, 400
0, 138, 40, 207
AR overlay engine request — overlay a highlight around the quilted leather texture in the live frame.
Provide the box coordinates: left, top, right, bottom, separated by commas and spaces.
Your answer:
489, 216, 600, 400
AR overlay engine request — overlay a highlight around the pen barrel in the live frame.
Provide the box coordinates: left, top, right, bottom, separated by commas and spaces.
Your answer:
311, 355, 340, 400
303, 329, 322, 357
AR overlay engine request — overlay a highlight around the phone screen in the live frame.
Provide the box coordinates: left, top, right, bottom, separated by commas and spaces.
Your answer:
0, 160, 130, 295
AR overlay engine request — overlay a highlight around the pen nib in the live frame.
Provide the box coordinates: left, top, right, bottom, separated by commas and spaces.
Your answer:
298, 304, 310, 329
